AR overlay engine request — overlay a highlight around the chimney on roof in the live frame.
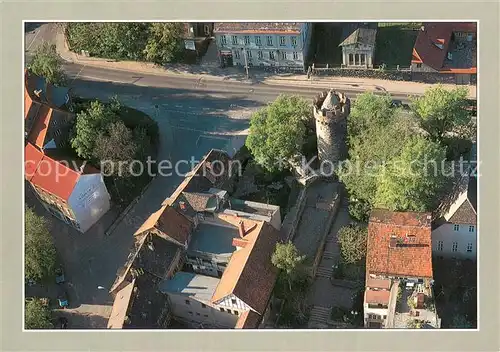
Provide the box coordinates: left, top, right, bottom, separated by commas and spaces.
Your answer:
389, 236, 397, 248
238, 220, 245, 238
34, 89, 43, 98
179, 201, 186, 211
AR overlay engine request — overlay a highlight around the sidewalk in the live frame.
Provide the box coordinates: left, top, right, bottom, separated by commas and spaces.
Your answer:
56, 30, 476, 98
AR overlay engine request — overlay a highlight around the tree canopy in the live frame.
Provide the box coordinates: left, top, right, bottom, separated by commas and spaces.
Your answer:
29, 42, 66, 86
144, 23, 185, 64
339, 92, 449, 221
25, 299, 53, 329
66, 22, 184, 64
410, 85, 471, 141
25, 207, 57, 283
337, 224, 368, 265
271, 241, 306, 289
374, 136, 447, 212
71, 100, 118, 160
246, 95, 310, 172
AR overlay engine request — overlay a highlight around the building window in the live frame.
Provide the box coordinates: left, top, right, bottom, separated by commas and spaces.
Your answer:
437, 240, 443, 251
269, 51, 275, 60
467, 242, 473, 252
232, 35, 238, 45
360, 54, 366, 65
196, 312, 200, 316
266, 36, 273, 46
291, 36, 297, 46
453, 224, 460, 232
231, 298, 237, 305
293, 52, 298, 60
188, 311, 193, 315
469, 225, 475, 232
383, 315, 387, 319
244, 36, 250, 45
201, 303, 206, 309
219, 307, 224, 312
221, 36, 227, 46
226, 309, 231, 313
234, 50, 240, 60
279, 36, 286, 46
281, 51, 287, 60
234, 310, 239, 315
349, 53, 354, 65
185, 300, 190, 305
255, 36, 262, 46
246, 50, 252, 59
257, 51, 263, 60
452, 242, 458, 252
204, 314, 208, 318
416, 63, 422, 68
355, 54, 360, 65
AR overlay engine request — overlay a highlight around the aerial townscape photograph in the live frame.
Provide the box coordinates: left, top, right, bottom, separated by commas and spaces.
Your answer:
24, 21, 477, 330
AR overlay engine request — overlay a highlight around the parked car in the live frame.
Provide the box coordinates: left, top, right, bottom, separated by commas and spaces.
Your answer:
57, 286, 69, 309
55, 267, 65, 284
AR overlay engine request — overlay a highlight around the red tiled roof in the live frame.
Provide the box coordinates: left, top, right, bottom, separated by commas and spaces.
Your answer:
365, 289, 391, 305
212, 217, 280, 314
234, 310, 262, 329
366, 209, 433, 279
25, 143, 83, 201
366, 278, 392, 290
412, 22, 477, 71
27, 107, 53, 149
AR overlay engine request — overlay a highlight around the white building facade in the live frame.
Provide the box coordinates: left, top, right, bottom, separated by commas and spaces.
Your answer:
214, 23, 313, 70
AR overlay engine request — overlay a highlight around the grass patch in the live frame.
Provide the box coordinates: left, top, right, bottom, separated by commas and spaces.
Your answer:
375, 24, 419, 67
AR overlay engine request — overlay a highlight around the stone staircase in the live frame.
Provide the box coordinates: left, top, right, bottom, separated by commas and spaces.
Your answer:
322, 249, 339, 260
316, 265, 334, 278
308, 306, 331, 328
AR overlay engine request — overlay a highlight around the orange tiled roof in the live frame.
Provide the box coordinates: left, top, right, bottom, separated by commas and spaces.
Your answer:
366, 209, 433, 279
26, 107, 53, 149
234, 310, 262, 329
366, 278, 392, 290
211, 217, 280, 314
365, 289, 391, 305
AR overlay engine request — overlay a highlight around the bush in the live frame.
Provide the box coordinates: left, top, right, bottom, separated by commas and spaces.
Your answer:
25, 299, 53, 329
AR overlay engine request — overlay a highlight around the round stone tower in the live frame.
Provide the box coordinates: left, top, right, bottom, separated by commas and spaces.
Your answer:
313, 89, 350, 169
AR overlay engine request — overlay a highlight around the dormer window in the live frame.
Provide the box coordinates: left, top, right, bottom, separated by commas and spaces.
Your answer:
179, 201, 186, 210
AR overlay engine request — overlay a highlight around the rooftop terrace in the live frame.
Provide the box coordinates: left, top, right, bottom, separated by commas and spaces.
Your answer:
159, 272, 220, 302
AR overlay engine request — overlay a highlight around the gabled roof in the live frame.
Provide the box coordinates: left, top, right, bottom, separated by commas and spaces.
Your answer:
235, 310, 262, 329
214, 22, 301, 34
339, 27, 377, 47
25, 143, 96, 201
412, 22, 477, 71
367, 209, 433, 279
133, 204, 194, 246
182, 192, 215, 212
365, 289, 391, 305
211, 216, 280, 314
107, 279, 135, 329
436, 172, 477, 225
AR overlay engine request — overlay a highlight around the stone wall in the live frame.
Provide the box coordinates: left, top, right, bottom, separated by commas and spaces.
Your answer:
411, 72, 457, 84
312, 67, 411, 81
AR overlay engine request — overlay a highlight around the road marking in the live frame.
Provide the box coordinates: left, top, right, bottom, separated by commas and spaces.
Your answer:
26, 29, 41, 51
71, 74, 130, 85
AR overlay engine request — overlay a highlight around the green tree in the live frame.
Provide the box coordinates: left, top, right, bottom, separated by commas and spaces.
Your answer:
25, 299, 53, 329
340, 116, 414, 221
375, 136, 447, 212
25, 208, 57, 283
271, 241, 306, 291
348, 92, 396, 137
93, 120, 138, 174
246, 95, 310, 172
29, 42, 66, 86
337, 224, 368, 264
71, 100, 118, 159
143, 23, 185, 64
66, 23, 149, 60
410, 85, 471, 142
